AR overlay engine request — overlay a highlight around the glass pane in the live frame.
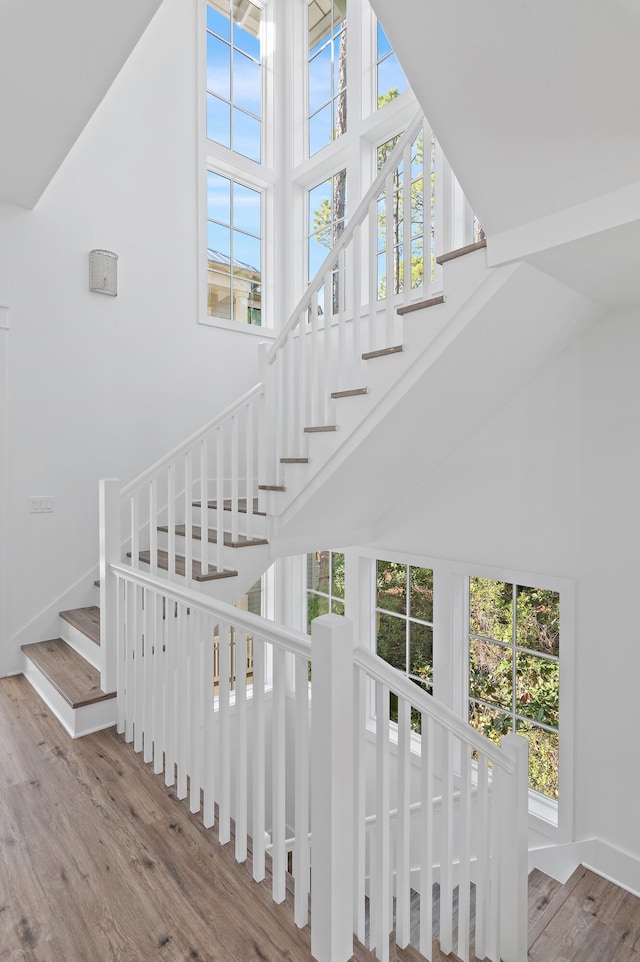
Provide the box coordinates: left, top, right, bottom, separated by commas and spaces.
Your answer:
309, 0, 331, 55
207, 268, 232, 319
309, 103, 332, 156
468, 701, 512, 747
377, 21, 392, 59
333, 32, 347, 94
208, 221, 231, 258
331, 552, 345, 598
377, 251, 386, 300
411, 238, 424, 289
411, 131, 424, 179
232, 108, 261, 163
310, 550, 330, 594
332, 169, 347, 222
411, 177, 424, 236
469, 637, 512, 711
517, 720, 559, 799
516, 652, 559, 729
233, 49, 261, 117
207, 4, 230, 40
377, 198, 386, 252
376, 561, 407, 614
233, 4, 261, 60
516, 586, 560, 657
333, 90, 347, 140
207, 34, 231, 98
409, 622, 432, 684
207, 94, 231, 148
331, 599, 345, 616
409, 566, 433, 622
207, 170, 231, 223
233, 181, 261, 236
233, 230, 260, 273
309, 233, 329, 278
308, 43, 332, 116
469, 577, 513, 643
376, 611, 406, 673
377, 135, 400, 171
309, 177, 332, 226
377, 51, 408, 107
307, 592, 330, 633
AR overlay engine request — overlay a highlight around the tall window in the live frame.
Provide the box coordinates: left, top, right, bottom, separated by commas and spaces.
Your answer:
468, 579, 560, 799
375, 131, 426, 298
376, 22, 408, 108
207, 170, 262, 324
375, 561, 433, 692
307, 0, 347, 156
306, 550, 344, 632
206, 0, 262, 164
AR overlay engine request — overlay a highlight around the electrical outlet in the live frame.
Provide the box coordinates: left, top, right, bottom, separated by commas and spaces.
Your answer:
29, 497, 55, 513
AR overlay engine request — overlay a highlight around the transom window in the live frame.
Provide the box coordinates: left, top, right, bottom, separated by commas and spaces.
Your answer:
376, 22, 408, 108
306, 550, 344, 632
206, 0, 262, 164
468, 578, 560, 799
307, 0, 347, 156
207, 170, 262, 325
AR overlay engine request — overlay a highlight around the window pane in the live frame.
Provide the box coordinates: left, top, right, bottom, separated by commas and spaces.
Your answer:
207, 170, 231, 223
411, 131, 424, 179
469, 637, 512, 711
331, 599, 345, 616
232, 182, 260, 236
207, 94, 231, 147
377, 21, 392, 59
377, 51, 408, 107
516, 586, 560, 657
309, 234, 329, 278
516, 652, 559, 729
207, 268, 232, 319
411, 238, 424, 289
308, 178, 332, 224
333, 32, 347, 92
232, 108, 261, 163
307, 592, 330, 632
233, 5, 261, 60
207, 4, 230, 41
208, 221, 231, 257
309, 103, 332, 156
409, 622, 432, 683
517, 720, 559, 799
409, 566, 433, 622
333, 91, 347, 140
469, 701, 512, 745
233, 49, 261, 117
411, 178, 424, 236
233, 230, 260, 273
308, 43, 332, 116
311, 551, 330, 594
207, 34, 231, 98
469, 577, 513, 642
376, 561, 407, 614
377, 611, 406, 672
331, 552, 345, 598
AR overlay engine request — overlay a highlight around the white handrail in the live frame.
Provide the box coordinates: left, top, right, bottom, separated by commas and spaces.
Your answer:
266, 109, 426, 363
121, 382, 264, 497
354, 646, 515, 774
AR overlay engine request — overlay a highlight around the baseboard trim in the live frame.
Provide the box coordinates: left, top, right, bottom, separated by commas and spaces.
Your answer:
529, 837, 640, 897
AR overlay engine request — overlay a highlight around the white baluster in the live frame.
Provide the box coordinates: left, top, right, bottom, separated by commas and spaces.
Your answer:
149, 479, 158, 577
373, 680, 391, 962
252, 636, 266, 882
167, 463, 176, 584
322, 269, 332, 424
457, 741, 472, 962
293, 652, 310, 928
130, 492, 139, 572
216, 427, 224, 574
245, 402, 254, 541
189, 609, 202, 815
184, 450, 193, 588
353, 664, 367, 942
475, 754, 490, 961
235, 628, 248, 863
419, 712, 434, 961
218, 621, 231, 844
439, 728, 454, 956
202, 614, 216, 829
116, 575, 126, 735
231, 414, 239, 546
384, 168, 395, 349
489, 761, 501, 962
350, 225, 362, 380
176, 603, 189, 800
271, 644, 286, 903
402, 138, 413, 309
125, 580, 136, 744
199, 439, 208, 580
99, 477, 120, 695
297, 312, 308, 453
152, 590, 164, 776
500, 734, 529, 962
134, 587, 144, 752
396, 697, 411, 949
368, 199, 378, 354
142, 587, 152, 763
310, 291, 319, 427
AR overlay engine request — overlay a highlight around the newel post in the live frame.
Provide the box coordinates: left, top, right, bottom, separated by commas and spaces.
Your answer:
99, 478, 121, 695
310, 614, 354, 962
500, 732, 529, 962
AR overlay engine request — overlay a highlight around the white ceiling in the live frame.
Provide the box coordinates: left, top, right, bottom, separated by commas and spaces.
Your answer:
369, 0, 640, 239
0, 0, 164, 209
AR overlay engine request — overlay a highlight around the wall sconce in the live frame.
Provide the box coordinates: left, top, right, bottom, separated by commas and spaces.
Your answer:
89, 249, 118, 296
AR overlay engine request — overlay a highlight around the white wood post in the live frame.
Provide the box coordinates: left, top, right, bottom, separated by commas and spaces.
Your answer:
99, 478, 121, 694
500, 732, 529, 962
0, 308, 8, 672
310, 613, 354, 962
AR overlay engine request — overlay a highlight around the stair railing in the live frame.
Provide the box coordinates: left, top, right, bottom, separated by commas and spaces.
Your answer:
260, 109, 477, 480
99, 383, 265, 692
105, 560, 528, 962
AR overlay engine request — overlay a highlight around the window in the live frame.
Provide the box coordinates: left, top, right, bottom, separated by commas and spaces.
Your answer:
376, 22, 408, 108
375, 131, 427, 298
307, 169, 347, 279
468, 579, 560, 799
206, 0, 262, 164
306, 550, 344, 632
307, 0, 347, 156
375, 561, 433, 691
207, 170, 262, 324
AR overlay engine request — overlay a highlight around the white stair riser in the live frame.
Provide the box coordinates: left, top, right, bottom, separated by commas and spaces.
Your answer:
22, 657, 116, 738
60, 620, 101, 671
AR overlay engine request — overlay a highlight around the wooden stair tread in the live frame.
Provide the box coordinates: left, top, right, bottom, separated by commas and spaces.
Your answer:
257, 484, 285, 492
280, 457, 309, 463
157, 524, 268, 548
192, 497, 267, 517
304, 424, 339, 433
528, 863, 587, 948
436, 239, 487, 265
59, 606, 100, 646
135, 549, 238, 582
21, 639, 114, 708
397, 294, 445, 316
362, 344, 403, 360
331, 387, 368, 398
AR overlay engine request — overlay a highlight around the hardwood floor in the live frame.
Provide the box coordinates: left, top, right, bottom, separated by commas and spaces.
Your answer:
0, 676, 323, 962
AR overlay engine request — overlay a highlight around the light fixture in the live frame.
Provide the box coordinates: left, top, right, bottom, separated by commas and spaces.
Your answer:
89, 250, 118, 296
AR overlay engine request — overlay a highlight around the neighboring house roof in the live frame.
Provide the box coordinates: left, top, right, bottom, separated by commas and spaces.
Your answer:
207, 249, 260, 275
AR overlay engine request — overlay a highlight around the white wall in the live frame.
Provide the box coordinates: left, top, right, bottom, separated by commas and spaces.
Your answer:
367, 305, 640, 867
0, 0, 265, 670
